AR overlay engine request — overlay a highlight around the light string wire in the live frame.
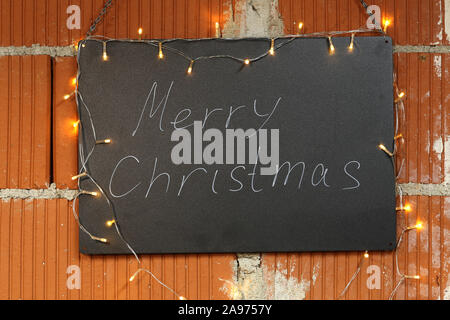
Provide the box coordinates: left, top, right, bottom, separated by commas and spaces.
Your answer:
388, 79, 422, 300
337, 251, 368, 299
73, 46, 184, 300
338, 73, 415, 299
82, 26, 384, 69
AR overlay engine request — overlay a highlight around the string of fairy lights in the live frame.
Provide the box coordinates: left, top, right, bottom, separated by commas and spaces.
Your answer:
65, 7, 423, 300
337, 70, 423, 299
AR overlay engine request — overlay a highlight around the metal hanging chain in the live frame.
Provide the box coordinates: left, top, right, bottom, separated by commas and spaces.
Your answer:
86, 0, 115, 37
360, 0, 374, 16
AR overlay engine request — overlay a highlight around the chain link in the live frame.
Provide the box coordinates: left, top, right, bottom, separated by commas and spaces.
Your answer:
86, 0, 115, 37
360, 0, 374, 16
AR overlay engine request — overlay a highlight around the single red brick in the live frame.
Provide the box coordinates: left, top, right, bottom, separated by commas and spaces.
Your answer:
0, 55, 51, 189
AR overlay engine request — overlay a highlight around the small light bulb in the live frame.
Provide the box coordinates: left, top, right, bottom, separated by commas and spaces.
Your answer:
96, 139, 112, 145
395, 91, 406, 103
138, 28, 143, 35
413, 275, 420, 279
106, 220, 116, 227
269, 39, 275, 55
71, 77, 77, 86
91, 236, 108, 243
396, 204, 412, 212
348, 34, 355, 51
378, 144, 394, 157
415, 222, 423, 230
158, 42, 164, 59
298, 22, 304, 33
244, 59, 250, 65
129, 275, 136, 282
364, 251, 369, 259
72, 120, 80, 129
383, 19, 391, 33
71, 172, 87, 180
64, 94, 71, 100
328, 37, 335, 54
187, 60, 194, 75
83, 191, 99, 197
102, 42, 108, 61
179, 296, 186, 300
215, 22, 221, 38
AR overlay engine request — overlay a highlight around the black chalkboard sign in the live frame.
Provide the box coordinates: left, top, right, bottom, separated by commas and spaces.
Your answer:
77, 36, 395, 254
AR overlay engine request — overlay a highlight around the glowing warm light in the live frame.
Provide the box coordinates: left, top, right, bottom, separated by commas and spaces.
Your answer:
397, 204, 412, 212
71, 172, 87, 181
106, 220, 116, 227
179, 296, 186, 300
96, 139, 112, 145
71, 77, 77, 86
138, 28, 143, 35
244, 59, 250, 65
83, 191, 99, 197
72, 120, 80, 129
187, 60, 194, 74
215, 22, 221, 38
415, 222, 423, 230
158, 42, 164, 59
364, 251, 369, 259
348, 34, 355, 51
413, 275, 420, 279
269, 39, 275, 55
102, 42, 108, 61
298, 22, 304, 33
383, 19, 391, 33
129, 270, 140, 282
378, 144, 393, 157
328, 37, 335, 54
395, 91, 406, 103
64, 94, 71, 100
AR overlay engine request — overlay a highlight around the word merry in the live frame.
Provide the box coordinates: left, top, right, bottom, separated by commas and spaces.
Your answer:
132, 81, 281, 136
